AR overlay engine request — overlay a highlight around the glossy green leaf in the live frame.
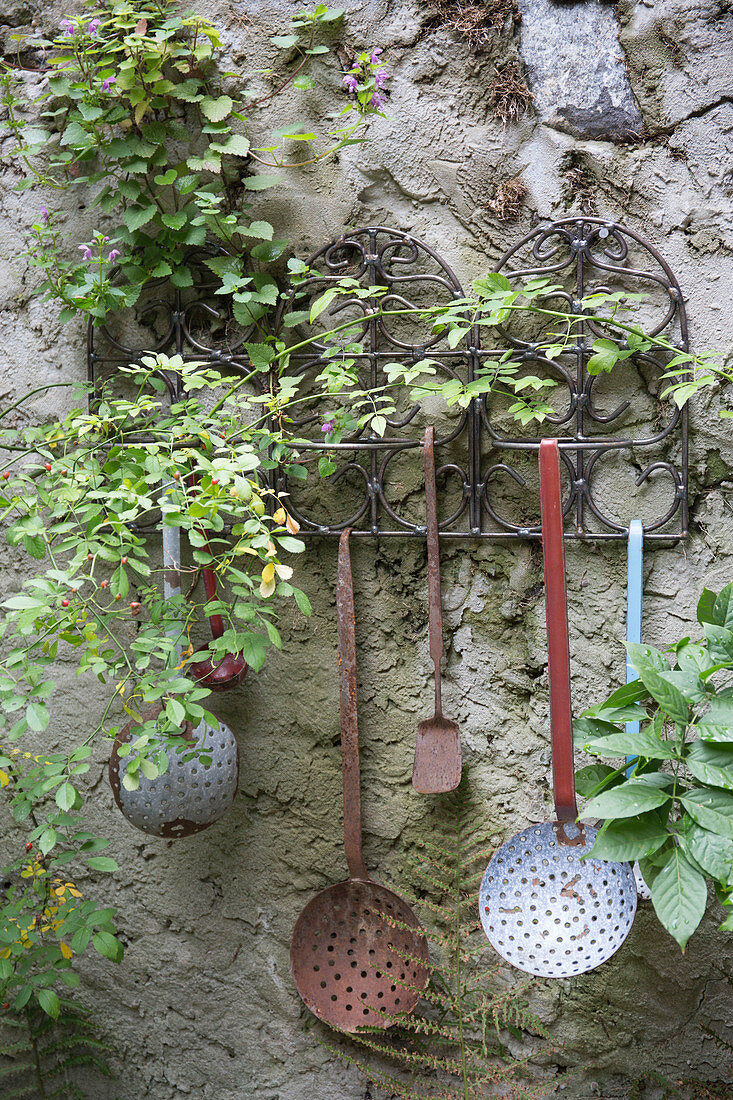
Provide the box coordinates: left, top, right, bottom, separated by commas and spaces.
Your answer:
687, 740, 733, 790
636, 664, 690, 724
697, 588, 717, 625
582, 729, 677, 760
680, 788, 733, 839
586, 813, 669, 862
55, 782, 77, 811
651, 848, 707, 950
703, 624, 733, 664
93, 930, 124, 963
713, 583, 733, 629
86, 856, 119, 872
38, 988, 60, 1019
581, 780, 672, 820
678, 820, 733, 883
574, 764, 617, 798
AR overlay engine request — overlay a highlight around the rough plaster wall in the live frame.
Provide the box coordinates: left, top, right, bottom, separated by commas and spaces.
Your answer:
1, 0, 733, 1097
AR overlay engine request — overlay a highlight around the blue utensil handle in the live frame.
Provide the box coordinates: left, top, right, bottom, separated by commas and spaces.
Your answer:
626, 520, 644, 775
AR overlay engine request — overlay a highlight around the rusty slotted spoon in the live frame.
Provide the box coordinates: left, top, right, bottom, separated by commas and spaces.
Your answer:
412, 426, 462, 794
290, 529, 429, 1031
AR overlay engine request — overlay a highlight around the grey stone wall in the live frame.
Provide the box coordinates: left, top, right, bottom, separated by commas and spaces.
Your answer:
1, 0, 733, 1097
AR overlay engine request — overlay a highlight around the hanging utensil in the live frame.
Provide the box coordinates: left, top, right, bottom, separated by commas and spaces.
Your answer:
479, 440, 637, 978
625, 520, 643, 777
625, 520, 651, 900
291, 529, 429, 1031
413, 426, 462, 794
188, 475, 247, 691
109, 490, 239, 837
189, 560, 248, 691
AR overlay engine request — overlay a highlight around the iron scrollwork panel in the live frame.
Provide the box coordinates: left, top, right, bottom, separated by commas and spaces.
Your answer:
86, 224, 689, 542
273, 220, 688, 542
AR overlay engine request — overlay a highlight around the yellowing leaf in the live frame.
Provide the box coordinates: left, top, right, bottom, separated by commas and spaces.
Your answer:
59, 941, 73, 959
260, 562, 276, 598
275, 563, 293, 580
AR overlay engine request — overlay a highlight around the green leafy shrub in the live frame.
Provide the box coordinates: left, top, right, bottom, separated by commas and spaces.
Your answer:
575, 582, 733, 950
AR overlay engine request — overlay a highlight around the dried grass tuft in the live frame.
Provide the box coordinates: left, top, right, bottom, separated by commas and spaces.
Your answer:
433, 0, 520, 51
489, 61, 533, 124
484, 176, 527, 220
560, 152, 598, 215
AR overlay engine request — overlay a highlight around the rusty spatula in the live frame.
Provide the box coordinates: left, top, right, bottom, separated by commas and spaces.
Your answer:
412, 426, 462, 794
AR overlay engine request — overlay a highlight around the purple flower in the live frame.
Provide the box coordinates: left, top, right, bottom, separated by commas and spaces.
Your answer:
370, 48, 383, 64
101, 75, 116, 92
373, 68, 389, 89
370, 92, 387, 109
40, 205, 49, 225
60, 19, 75, 36
87, 18, 101, 36
107, 249, 121, 263
321, 419, 336, 434
342, 74, 358, 93
78, 245, 93, 261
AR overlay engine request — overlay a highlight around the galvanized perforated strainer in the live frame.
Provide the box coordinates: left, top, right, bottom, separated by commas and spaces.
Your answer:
108, 508, 239, 837
109, 704, 239, 837
479, 440, 637, 978
290, 530, 429, 1031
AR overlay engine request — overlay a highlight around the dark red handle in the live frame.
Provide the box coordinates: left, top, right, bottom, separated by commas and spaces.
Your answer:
201, 559, 225, 640
337, 529, 368, 881
423, 426, 444, 717
539, 440, 577, 822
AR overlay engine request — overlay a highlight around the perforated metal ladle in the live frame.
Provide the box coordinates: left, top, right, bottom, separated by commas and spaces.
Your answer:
290, 529, 429, 1030
109, 498, 239, 837
479, 440, 637, 978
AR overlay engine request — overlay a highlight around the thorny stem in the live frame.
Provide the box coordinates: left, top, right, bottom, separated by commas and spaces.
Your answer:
26, 1006, 47, 1100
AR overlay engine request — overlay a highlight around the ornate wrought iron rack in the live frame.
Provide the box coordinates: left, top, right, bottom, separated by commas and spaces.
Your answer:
88, 217, 689, 543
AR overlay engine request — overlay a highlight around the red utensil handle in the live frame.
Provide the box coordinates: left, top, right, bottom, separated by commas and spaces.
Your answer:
201, 561, 225, 640
423, 426, 444, 715
539, 440, 577, 822
337, 529, 368, 881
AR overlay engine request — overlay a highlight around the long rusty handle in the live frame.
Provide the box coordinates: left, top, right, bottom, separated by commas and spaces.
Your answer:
337, 529, 368, 881
424, 426, 444, 717
538, 440, 577, 823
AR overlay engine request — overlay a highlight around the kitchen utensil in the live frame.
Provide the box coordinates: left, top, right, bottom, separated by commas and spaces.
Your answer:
189, 561, 248, 691
412, 426, 462, 794
626, 520, 651, 900
479, 440, 637, 978
290, 529, 429, 1030
109, 497, 239, 837
625, 520, 643, 776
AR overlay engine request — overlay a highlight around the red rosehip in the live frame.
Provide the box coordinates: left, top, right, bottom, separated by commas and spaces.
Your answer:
211, 478, 219, 485
121, 556, 128, 564
114, 593, 121, 601
130, 601, 141, 614
24, 842, 32, 852
87, 553, 93, 561
44, 462, 51, 471
71, 587, 77, 594
100, 580, 109, 589
1, 472, 9, 480
2, 1003, 8, 1010
62, 599, 69, 607
60, 469, 67, 476
173, 471, 180, 481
